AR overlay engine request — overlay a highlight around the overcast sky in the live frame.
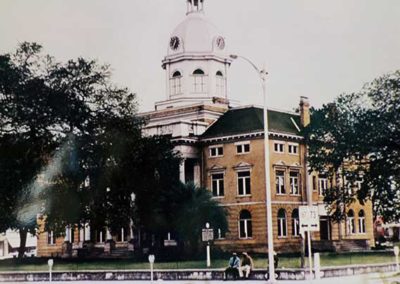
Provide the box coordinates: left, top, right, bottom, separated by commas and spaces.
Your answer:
1, 0, 399, 112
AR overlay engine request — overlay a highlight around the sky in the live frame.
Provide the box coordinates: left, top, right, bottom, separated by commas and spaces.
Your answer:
0, 0, 399, 112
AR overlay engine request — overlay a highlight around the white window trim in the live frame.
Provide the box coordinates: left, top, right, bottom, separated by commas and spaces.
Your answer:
274, 142, 285, 154
238, 219, 252, 239
288, 143, 299, 155
278, 216, 287, 238
292, 217, 300, 237
289, 172, 300, 195
211, 172, 225, 197
48, 231, 55, 245
275, 169, 286, 195
318, 178, 327, 197
209, 145, 224, 158
234, 141, 251, 155
358, 217, 366, 234
237, 170, 251, 197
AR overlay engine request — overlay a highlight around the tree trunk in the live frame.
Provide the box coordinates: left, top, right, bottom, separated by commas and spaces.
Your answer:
18, 228, 28, 259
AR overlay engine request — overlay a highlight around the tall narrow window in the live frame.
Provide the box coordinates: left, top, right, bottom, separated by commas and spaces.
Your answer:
237, 171, 251, 196
275, 170, 285, 194
239, 210, 252, 239
278, 209, 287, 237
47, 231, 55, 245
216, 71, 225, 96
193, 69, 206, 93
170, 71, 182, 96
290, 171, 300, 195
358, 210, 366, 234
318, 176, 327, 196
292, 209, 300, 236
211, 173, 224, 197
347, 210, 355, 235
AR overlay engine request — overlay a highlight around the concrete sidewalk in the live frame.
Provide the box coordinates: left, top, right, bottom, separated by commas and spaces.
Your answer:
15, 272, 400, 284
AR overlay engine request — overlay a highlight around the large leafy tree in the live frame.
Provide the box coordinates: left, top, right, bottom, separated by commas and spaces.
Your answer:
0, 42, 227, 258
304, 70, 400, 222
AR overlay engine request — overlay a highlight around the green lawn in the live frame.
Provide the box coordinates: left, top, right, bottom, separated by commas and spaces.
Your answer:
0, 252, 396, 272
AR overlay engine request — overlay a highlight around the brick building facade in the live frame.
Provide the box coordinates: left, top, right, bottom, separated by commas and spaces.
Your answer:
37, 0, 374, 257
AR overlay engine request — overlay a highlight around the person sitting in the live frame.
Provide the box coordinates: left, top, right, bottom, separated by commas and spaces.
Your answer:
239, 252, 254, 279
224, 252, 240, 280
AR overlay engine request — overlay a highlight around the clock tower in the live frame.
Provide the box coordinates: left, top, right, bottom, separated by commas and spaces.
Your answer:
156, 0, 233, 110
141, 0, 232, 184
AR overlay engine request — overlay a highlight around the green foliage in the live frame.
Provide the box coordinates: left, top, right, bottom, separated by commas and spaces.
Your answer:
0, 42, 227, 258
305, 70, 400, 222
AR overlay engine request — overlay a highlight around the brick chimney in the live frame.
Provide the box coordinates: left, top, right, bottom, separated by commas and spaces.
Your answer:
299, 96, 310, 127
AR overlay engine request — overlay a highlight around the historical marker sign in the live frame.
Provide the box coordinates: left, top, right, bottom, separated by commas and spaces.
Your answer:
202, 228, 214, 242
299, 205, 320, 232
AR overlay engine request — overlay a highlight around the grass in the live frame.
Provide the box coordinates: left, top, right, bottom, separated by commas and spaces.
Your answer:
0, 251, 396, 272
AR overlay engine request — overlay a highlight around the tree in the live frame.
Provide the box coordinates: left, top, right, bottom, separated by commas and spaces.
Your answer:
0, 42, 228, 258
304, 70, 400, 222
0, 42, 139, 257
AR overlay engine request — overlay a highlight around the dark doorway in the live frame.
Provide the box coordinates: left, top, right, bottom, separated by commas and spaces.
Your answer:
320, 217, 331, 240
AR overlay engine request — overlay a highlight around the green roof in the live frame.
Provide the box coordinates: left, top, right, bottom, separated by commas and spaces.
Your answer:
202, 106, 301, 138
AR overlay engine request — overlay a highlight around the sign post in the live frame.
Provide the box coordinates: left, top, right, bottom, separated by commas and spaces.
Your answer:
148, 254, 155, 283
202, 223, 214, 267
47, 259, 54, 282
299, 206, 319, 279
394, 246, 399, 272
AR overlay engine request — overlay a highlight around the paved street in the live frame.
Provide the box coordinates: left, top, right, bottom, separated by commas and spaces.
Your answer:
15, 272, 400, 284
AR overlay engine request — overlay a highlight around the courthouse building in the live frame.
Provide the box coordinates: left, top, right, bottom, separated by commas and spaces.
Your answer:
37, 0, 374, 256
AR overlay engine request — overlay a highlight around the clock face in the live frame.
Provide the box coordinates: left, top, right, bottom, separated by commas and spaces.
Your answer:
216, 36, 225, 50
170, 36, 180, 50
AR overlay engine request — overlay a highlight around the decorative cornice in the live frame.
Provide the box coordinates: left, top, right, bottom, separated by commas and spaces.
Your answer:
201, 131, 304, 144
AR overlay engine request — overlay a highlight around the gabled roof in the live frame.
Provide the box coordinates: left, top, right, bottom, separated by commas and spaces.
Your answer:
202, 106, 301, 139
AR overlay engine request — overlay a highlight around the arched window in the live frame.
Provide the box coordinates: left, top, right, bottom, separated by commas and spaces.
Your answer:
170, 71, 182, 96
292, 209, 300, 236
278, 209, 287, 237
358, 210, 366, 234
216, 71, 225, 97
239, 210, 252, 239
192, 69, 206, 93
347, 210, 355, 235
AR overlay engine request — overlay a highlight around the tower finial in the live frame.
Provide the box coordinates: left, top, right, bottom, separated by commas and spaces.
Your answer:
186, 0, 204, 15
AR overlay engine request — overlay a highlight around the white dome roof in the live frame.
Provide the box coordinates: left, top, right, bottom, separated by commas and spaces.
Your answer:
167, 12, 226, 55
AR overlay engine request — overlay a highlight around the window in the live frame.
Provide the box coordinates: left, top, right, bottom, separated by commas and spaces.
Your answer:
358, 210, 366, 234
347, 210, 355, 235
274, 142, 284, 153
217, 228, 226, 239
292, 209, 300, 237
288, 143, 299, 155
216, 71, 225, 96
239, 210, 252, 239
278, 209, 287, 237
193, 69, 206, 93
170, 71, 182, 95
237, 171, 251, 196
211, 173, 224, 197
312, 176, 317, 191
209, 145, 223, 157
275, 170, 285, 194
290, 171, 300, 195
236, 142, 250, 154
47, 231, 55, 245
318, 176, 327, 196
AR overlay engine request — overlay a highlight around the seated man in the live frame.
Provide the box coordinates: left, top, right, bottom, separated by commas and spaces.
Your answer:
239, 252, 254, 279
224, 252, 240, 280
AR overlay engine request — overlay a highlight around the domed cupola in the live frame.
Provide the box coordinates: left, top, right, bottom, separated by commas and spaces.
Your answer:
158, 0, 232, 110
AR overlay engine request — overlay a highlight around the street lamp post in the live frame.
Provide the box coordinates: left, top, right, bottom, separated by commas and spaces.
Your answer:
230, 54, 275, 282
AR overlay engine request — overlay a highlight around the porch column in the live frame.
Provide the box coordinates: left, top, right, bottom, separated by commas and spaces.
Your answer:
84, 224, 91, 241
179, 159, 186, 183
193, 162, 201, 186
106, 228, 112, 241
